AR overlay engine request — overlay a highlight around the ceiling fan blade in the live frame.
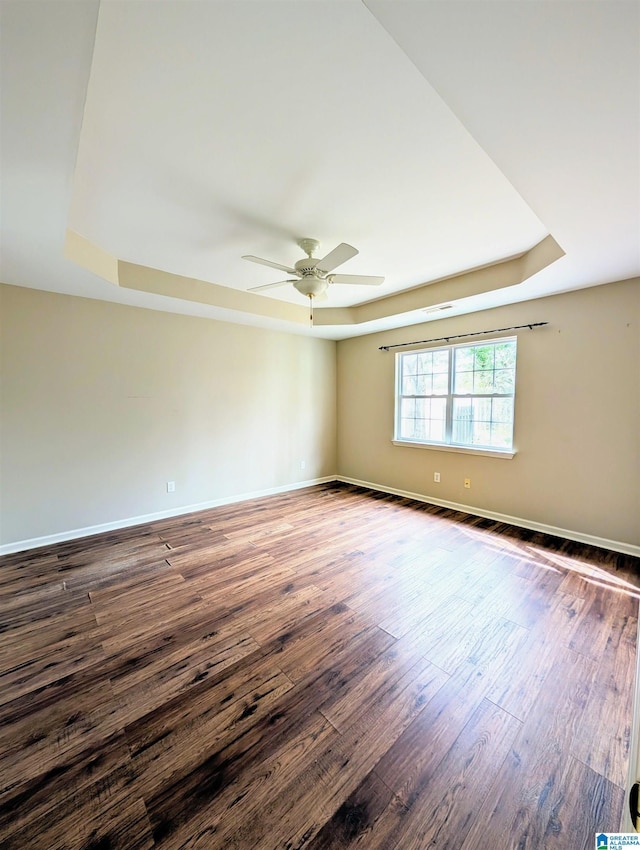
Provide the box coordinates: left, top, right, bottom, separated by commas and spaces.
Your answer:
248, 279, 296, 292
315, 243, 358, 274
242, 255, 298, 275
329, 273, 384, 286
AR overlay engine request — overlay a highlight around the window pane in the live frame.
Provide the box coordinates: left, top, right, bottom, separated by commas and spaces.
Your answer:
472, 398, 492, 422
454, 370, 473, 394
474, 346, 495, 370
418, 351, 433, 373
490, 422, 512, 448
402, 375, 417, 395
432, 372, 449, 394
430, 419, 445, 441
403, 354, 418, 376
400, 419, 416, 439
450, 396, 514, 449
494, 369, 515, 394
413, 419, 427, 440
432, 397, 447, 420
455, 348, 473, 370
492, 397, 514, 423
416, 374, 433, 395
401, 398, 415, 419
472, 421, 492, 446
473, 370, 495, 393
495, 342, 516, 369
433, 350, 450, 372
415, 398, 429, 419
452, 398, 472, 443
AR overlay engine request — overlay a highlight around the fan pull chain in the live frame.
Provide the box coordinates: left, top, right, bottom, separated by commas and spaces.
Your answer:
309, 295, 313, 326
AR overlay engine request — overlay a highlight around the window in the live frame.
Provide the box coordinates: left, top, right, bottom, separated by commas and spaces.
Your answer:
394, 337, 517, 453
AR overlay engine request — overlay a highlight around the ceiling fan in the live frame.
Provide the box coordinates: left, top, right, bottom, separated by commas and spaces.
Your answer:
242, 238, 384, 302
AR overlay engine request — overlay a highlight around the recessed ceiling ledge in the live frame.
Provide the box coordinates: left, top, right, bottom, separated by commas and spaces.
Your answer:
116, 262, 309, 323
65, 229, 563, 330
65, 229, 310, 324
64, 230, 119, 285
313, 234, 564, 326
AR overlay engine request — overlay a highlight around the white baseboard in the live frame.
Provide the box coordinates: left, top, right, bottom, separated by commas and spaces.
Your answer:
337, 476, 640, 558
3, 474, 639, 560
0, 476, 336, 555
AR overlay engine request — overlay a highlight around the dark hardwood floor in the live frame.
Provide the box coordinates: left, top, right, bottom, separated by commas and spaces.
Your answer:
1, 482, 638, 849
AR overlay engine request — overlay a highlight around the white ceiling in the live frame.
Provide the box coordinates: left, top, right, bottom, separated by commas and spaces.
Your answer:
1, 0, 638, 340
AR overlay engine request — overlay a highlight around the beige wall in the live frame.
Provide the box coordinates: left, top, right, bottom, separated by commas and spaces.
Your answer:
336, 279, 640, 548
0, 284, 337, 546
2, 278, 638, 551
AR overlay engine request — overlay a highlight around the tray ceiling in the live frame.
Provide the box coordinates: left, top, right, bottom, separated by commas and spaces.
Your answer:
1, 1, 638, 338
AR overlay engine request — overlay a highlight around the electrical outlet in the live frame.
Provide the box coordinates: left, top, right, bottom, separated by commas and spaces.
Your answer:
434, 472, 440, 483
167, 481, 176, 493
300, 460, 306, 470
464, 478, 471, 489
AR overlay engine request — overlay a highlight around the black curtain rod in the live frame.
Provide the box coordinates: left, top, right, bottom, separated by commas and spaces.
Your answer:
378, 322, 548, 352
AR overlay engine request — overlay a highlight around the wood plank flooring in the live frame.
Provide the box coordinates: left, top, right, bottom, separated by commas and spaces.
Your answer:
1, 482, 639, 849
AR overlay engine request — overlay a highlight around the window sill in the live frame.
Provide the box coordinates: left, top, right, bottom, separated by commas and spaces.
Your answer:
392, 439, 516, 459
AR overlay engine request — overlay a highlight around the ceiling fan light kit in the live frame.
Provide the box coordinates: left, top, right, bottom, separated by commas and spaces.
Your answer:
294, 276, 328, 298
242, 238, 384, 306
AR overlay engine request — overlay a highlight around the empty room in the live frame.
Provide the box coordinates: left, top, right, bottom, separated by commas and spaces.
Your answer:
1, 1, 639, 848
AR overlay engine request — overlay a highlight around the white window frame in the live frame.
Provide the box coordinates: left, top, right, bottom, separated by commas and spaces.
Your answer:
392, 336, 517, 459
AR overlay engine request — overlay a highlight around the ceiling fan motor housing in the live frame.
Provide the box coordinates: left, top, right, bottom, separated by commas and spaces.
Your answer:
294, 257, 324, 276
